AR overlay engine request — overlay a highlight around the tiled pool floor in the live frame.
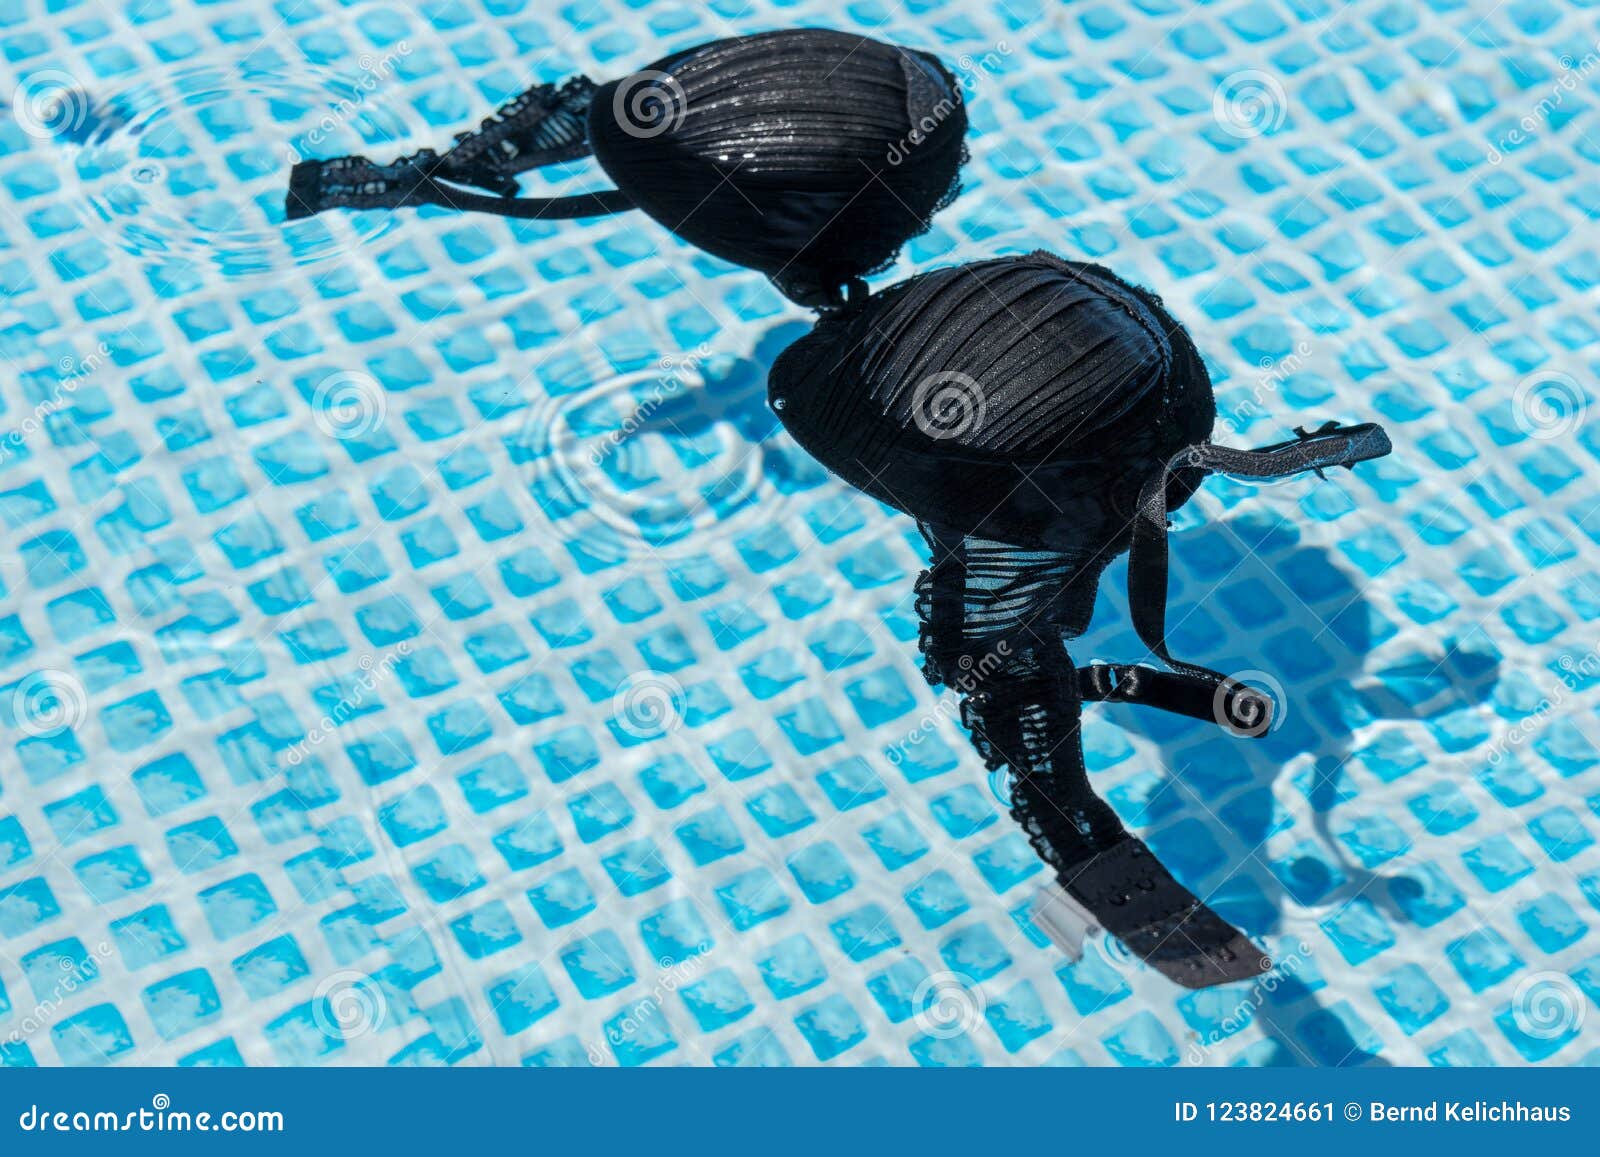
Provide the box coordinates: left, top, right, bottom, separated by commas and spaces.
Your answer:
2, 0, 1600, 1066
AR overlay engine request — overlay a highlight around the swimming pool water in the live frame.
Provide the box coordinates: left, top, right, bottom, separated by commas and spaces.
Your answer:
2, 0, 1600, 1067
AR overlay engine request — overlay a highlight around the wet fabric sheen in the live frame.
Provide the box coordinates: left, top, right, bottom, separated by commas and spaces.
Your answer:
770, 252, 1392, 988
286, 28, 967, 308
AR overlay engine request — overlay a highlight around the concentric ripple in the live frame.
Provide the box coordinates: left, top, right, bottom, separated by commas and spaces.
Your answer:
516, 346, 780, 563
35, 60, 421, 274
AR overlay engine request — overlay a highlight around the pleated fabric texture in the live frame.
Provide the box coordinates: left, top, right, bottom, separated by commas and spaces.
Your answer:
286, 28, 968, 307
770, 251, 1391, 987
588, 28, 967, 305
769, 251, 1217, 562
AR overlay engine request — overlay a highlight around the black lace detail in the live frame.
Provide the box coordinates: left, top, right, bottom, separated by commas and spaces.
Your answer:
769, 251, 1395, 987
927, 613, 1269, 989
285, 151, 438, 218
437, 76, 599, 197
900, 427, 1389, 986
282, 32, 970, 308
285, 76, 609, 221
913, 531, 1104, 689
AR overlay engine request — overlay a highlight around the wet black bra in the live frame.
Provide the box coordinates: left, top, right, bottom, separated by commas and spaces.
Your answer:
771, 253, 1392, 988
286, 28, 967, 308
287, 35, 1395, 989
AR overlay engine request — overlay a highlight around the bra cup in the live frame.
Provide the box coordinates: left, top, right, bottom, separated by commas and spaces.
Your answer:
587, 29, 967, 301
770, 253, 1217, 552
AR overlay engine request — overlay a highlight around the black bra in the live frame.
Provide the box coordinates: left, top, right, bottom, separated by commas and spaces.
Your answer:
285, 37, 1396, 990
286, 28, 967, 308
771, 253, 1392, 988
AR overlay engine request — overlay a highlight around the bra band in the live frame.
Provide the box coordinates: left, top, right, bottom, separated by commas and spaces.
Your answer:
1127, 420, 1393, 719
915, 419, 1391, 988
284, 75, 633, 222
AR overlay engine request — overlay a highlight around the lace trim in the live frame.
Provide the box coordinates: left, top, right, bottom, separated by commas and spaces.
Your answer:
438, 76, 599, 197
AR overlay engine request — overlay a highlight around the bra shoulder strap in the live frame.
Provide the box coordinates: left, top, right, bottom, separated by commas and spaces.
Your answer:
1127, 420, 1392, 714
